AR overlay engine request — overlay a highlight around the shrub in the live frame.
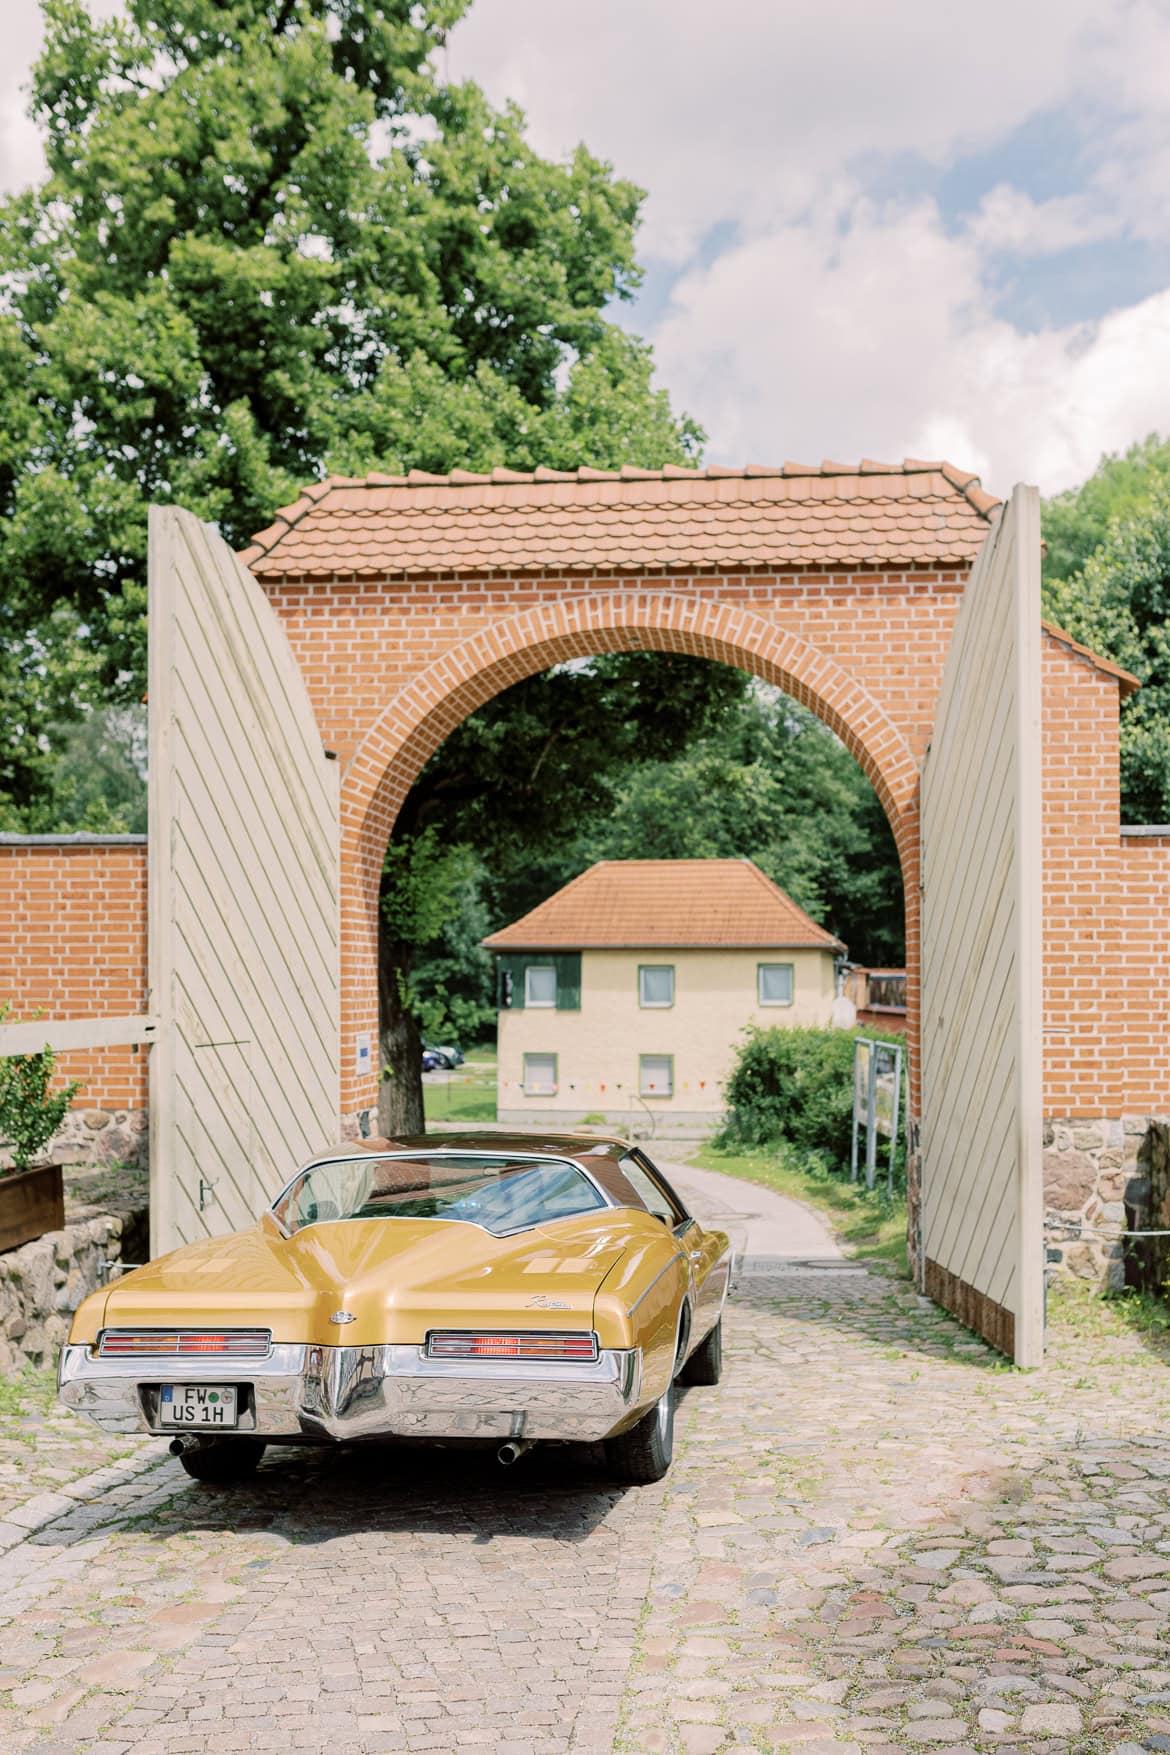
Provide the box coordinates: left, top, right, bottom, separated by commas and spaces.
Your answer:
719, 1025, 906, 1177
0, 1007, 84, 1174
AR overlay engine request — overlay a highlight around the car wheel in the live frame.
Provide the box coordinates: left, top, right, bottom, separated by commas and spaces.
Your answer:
679, 1313, 723, 1386
604, 1377, 675, 1484
176, 1438, 266, 1484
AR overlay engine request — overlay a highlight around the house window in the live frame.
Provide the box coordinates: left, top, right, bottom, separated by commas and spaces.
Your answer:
638, 964, 674, 1008
523, 1052, 558, 1095
639, 1054, 674, 1098
524, 965, 557, 1008
758, 962, 794, 1006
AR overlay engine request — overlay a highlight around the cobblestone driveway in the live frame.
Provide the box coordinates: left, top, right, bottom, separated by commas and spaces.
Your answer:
2, 1171, 1169, 1755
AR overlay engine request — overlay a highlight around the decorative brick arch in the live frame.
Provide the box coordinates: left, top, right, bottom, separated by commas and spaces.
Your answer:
339, 591, 923, 1118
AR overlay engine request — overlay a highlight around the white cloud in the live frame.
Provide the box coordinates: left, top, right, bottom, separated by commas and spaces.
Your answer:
448, 0, 1115, 265
4, 0, 1170, 496
652, 194, 1170, 494
445, 0, 1170, 492
0, 2, 50, 195
966, 186, 1121, 256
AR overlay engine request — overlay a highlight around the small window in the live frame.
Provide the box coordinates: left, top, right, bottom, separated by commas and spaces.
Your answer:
758, 962, 794, 1006
523, 1052, 558, 1095
618, 1151, 689, 1227
638, 965, 674, 1008
525, 965, 557, 1008
639, 1054, 673, 1098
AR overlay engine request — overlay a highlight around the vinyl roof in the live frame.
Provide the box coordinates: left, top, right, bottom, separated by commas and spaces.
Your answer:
240, 458, 999, 578
482, 858, 844, 952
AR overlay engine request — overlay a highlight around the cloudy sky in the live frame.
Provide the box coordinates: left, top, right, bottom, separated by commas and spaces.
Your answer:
5, 1, 1170, 497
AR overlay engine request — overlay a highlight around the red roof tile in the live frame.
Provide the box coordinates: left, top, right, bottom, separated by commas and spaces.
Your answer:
1041, 621, 1140, 699
481, 859, 845, 952
239, 460, 1000, 578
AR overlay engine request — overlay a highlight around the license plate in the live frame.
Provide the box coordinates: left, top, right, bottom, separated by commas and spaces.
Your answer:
159, 1385, 238, 1428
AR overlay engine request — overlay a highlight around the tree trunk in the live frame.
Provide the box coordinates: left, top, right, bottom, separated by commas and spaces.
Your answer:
377, 936, 426, 1137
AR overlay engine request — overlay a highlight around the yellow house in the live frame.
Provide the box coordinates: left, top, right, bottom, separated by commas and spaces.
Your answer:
483, 859, 844, 1137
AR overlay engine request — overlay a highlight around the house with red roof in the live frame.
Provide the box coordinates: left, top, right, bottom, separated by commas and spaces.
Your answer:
482, 858, 844, 1136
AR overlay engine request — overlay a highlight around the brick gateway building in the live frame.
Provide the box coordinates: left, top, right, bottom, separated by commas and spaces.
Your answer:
2, 460, 1166, 1358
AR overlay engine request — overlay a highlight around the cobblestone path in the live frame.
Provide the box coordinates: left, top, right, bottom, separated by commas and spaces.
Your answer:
2, 1205, 1169, 1753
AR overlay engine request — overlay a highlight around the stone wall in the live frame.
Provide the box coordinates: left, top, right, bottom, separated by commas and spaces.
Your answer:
0, 1201, 148, 1373
51, 1107, 149, 1170
1043, 1115, 1160, 1292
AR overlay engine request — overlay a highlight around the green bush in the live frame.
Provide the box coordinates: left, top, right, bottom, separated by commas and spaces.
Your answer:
719, 1025, 906, 1178
0, 1044, 83, 1175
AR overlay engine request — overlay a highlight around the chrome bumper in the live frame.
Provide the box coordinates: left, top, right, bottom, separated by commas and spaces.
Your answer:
58, 1342, 644, 1444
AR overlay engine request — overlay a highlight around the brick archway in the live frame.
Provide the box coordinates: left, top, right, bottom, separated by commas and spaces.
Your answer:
339, 591, 922, 1119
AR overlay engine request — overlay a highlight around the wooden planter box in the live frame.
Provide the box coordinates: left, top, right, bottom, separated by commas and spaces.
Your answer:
0, 1163, 65, 1254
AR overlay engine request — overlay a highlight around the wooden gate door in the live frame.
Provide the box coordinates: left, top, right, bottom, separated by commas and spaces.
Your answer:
920, 484, 1044, 1367
147, 507, 340, 1254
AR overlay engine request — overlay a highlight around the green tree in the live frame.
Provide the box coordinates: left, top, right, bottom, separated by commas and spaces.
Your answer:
1045, 486, 1170, 821
580, 688, 905, 965
1042, 434, 1170, 587
381, 653, 749, 1131
0, 0, 701, 824
399, 676, 905, 1132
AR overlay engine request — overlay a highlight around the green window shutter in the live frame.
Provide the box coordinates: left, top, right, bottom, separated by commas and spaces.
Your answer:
498, 954, 525, 1009
554, 953, 581, 1011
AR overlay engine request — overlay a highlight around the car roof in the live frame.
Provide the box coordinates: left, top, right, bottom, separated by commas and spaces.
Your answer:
310, 1129, 634, 1167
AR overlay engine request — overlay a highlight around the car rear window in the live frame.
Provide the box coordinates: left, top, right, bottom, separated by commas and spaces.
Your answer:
274, 1153, 607, 1237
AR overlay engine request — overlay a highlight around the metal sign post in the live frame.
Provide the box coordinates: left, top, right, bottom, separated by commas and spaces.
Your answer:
852, 1036, 904, 1194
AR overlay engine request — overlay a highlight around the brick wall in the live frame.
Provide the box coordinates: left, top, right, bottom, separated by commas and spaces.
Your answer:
1117, 830, 1170, 1113
4, 566, 1168, 1164
0, 837, 149, 1110
258, 561, 1163, 1126
269, 568, 952, 1116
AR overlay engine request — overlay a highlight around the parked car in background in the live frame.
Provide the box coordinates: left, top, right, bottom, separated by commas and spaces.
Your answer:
424, 1044, 465, 1068
421, 1049, 444, 1072
59, 1132, 730, 1486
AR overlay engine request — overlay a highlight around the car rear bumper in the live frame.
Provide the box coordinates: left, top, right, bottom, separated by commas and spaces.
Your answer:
57, 1342, 644, 1444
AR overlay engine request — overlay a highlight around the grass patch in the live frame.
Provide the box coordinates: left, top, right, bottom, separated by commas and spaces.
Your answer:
424, 1049, 498, 1126
0, 1367, 58, 1421
1047, 1275, 1170, 1358
692, 1140, 910, 1276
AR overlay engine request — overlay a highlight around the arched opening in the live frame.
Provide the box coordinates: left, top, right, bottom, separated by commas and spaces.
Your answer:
338, 594, 922, 1131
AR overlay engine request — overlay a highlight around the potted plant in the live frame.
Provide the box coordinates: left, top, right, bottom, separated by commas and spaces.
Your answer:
0, 1007, 83, 1252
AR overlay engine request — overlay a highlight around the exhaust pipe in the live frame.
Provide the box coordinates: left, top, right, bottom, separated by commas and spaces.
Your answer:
497, 1438, 535, 1467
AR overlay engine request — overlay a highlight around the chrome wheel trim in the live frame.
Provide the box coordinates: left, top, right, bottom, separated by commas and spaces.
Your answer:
655, 1382, 673, 1451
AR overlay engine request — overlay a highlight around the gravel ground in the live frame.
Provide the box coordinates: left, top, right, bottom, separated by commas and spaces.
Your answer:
0, 1174, 1166, 1754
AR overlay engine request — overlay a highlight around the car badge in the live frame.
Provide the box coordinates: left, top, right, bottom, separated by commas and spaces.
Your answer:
329, 1310, 357, 1325
527, 1295, 569, 1310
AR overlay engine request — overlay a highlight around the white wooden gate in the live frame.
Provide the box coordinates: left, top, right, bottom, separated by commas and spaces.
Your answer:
147, 507, 340, 1255
920, 484, 1044, 1367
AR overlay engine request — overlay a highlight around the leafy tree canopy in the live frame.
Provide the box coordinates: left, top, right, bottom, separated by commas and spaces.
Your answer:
382, 652, 754, 1124
1040, 433, 1170, 821
0, 0, 700, 823
1045, 486, 1170, 822
406, 679, 906, 1068
1042, 434, 1170, 587
580, 686, 904, 966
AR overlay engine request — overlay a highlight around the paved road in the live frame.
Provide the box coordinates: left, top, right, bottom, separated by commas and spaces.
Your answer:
2, 1174, 1169, 1755
661, 1159, 844, 1264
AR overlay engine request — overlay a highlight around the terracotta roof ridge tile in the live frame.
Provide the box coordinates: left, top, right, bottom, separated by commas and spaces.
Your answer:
1042, 620, 1141, 698
239, 457, 1002, 562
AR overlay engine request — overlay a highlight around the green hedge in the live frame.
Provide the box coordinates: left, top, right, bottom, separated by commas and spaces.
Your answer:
719, 1025, 906, 1178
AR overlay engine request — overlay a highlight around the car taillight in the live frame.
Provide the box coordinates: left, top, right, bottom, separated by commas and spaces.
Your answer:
426, 1331, 599, 1362
97, 1330, 271, 1358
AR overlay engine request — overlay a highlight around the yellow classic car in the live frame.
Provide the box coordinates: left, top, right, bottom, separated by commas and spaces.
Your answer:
59, 1132, 730, 1485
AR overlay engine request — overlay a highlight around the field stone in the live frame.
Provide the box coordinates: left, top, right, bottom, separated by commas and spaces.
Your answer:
1020, 1704, 1083, 1735
1044, 1150, 1097, 1209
